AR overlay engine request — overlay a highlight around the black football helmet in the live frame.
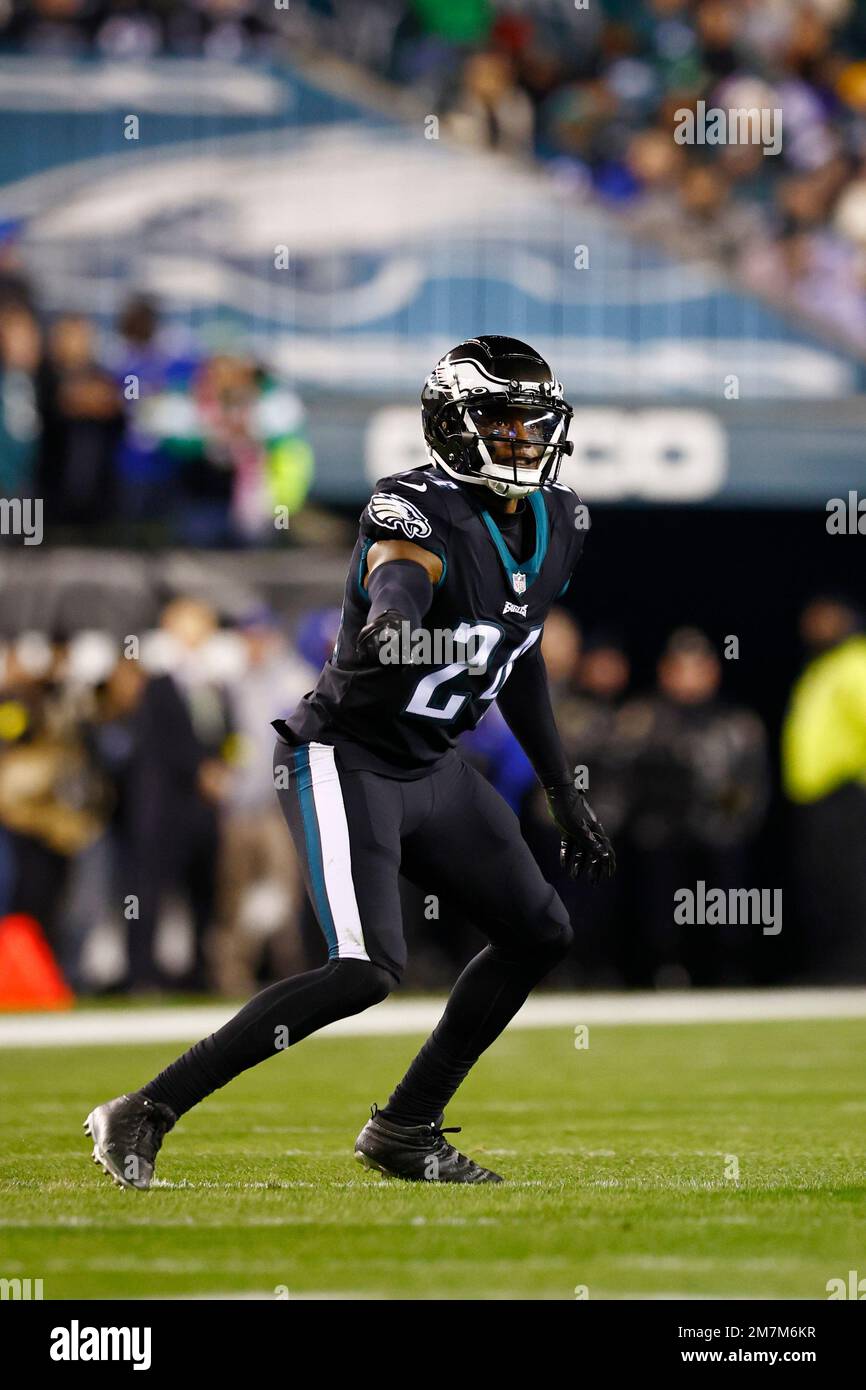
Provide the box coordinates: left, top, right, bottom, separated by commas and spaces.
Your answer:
421, 335, 573, 499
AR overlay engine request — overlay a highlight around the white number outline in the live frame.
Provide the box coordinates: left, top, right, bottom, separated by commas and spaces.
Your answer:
403, 622, 542, 722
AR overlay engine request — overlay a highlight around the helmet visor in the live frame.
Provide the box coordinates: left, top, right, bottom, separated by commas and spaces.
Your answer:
464, 402, 565, 474
467, 402, 561, 444
425, 391, 572, 492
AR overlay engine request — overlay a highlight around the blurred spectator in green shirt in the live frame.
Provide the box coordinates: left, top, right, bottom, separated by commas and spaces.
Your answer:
783, 596, 866, 981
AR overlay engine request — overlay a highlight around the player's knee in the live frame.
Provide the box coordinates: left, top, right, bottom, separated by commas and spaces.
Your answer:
332, 958, 396, 1010
536, 896, 574, 961
551, 917, 575, 959
496, 896, 573, 966
363, 961, 397, 1006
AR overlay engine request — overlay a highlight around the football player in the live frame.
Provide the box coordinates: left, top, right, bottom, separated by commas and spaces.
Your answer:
84, 336, 615, 1187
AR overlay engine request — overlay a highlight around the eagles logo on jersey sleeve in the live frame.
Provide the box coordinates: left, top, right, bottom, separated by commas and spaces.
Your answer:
359, 469, 453, 575
366, 492, 432, 540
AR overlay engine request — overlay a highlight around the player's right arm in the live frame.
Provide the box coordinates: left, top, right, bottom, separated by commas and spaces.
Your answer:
354, 478, 450, 665
356, 540, 441, 665
364, 539, 443, 588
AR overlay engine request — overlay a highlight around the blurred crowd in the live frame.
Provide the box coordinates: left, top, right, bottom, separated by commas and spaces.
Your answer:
378, 0, 866, 353
0, 0, 277, 58
0, 274, 314, 545
0, 597, 318, 995
1, 590, 864, 997
508, 596, 866, 989
5, 4, 866, 350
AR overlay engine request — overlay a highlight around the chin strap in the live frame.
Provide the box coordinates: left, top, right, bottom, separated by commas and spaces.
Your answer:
485, 479, 536, 499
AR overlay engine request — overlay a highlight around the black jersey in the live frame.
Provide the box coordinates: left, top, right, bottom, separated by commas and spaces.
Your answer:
275, 464, 586, 777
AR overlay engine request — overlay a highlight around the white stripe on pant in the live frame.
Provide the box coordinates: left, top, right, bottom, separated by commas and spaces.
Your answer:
307, 742, 370, 962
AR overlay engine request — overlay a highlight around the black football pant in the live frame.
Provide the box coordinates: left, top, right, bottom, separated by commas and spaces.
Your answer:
792, 785, 866, 982
142, 739, 572, 1124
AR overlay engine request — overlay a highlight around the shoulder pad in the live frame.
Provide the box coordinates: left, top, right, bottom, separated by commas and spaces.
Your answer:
543, 479, 589, 531
373, 466, 459, 494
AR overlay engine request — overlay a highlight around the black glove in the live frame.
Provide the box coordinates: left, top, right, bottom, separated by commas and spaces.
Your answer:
355, 609, 406, 666
544, 782, 616, 884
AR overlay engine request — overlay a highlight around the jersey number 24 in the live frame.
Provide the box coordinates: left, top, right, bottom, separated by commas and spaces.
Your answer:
404, 622, 542, 721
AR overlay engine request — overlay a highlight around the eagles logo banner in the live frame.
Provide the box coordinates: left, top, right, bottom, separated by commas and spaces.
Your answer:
367, 492, 433, 540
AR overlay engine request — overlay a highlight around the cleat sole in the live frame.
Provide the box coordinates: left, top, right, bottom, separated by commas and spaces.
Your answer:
354, 1148, 392, 1178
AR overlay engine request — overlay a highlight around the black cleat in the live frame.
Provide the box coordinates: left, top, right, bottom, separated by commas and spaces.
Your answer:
83, 1092, 176, 1190
354, 1105, 503, 1183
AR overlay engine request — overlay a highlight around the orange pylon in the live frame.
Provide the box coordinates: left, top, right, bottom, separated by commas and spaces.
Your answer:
0, 913, 74, 1010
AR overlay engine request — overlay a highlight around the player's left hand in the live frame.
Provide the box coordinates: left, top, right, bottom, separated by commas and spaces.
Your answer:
543, 782, 616, 884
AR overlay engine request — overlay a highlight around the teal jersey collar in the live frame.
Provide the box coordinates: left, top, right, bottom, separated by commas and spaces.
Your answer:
479, 489, 549, 594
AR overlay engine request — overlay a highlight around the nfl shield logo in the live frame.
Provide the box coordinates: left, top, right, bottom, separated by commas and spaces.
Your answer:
512, 571, 527, 596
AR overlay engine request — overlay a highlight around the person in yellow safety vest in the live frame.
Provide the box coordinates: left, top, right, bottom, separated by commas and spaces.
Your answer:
782, 596, 866, 982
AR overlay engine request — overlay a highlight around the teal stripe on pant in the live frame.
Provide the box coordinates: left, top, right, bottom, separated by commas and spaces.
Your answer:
293, 746, 340, 957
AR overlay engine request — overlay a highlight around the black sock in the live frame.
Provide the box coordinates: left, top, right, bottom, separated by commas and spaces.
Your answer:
380, 935, 569, 1128
141, 959, 392, 1118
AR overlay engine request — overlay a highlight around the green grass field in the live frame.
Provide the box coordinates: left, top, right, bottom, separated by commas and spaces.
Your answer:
1, 1017, 864, 1300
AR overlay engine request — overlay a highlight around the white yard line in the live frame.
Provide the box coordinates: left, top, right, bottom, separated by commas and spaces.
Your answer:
0, 988, 864, 1049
